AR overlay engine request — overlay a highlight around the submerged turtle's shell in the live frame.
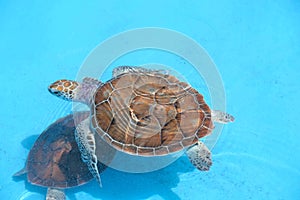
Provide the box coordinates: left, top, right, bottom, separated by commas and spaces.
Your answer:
22, 112, 106, 188
91, 71, 213, 156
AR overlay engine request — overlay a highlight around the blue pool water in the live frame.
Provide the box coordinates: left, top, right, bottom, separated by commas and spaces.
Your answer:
1, 1, 299, 199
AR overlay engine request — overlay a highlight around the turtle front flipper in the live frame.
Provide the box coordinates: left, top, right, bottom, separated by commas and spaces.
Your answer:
75, 118, 102, 187
112, 66, 169, 77
186, 141, 212, 171
46, 188, 65, 200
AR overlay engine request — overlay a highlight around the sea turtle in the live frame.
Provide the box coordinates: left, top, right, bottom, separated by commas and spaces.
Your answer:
13, 112, 107, 200
48, 66, 234, 186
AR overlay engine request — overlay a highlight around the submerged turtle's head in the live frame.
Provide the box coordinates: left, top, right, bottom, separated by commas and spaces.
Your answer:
48, 79, 79, 101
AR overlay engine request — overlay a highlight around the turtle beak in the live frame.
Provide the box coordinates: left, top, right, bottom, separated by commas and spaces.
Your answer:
48, 87, 59, 95
48, 86, 63, 100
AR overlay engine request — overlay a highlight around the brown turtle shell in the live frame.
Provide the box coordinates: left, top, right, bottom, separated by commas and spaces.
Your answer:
16, 112, 106, 188
91, 71, 213, 156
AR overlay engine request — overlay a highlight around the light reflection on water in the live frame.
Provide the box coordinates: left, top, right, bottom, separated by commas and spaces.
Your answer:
18, 191, 43, 200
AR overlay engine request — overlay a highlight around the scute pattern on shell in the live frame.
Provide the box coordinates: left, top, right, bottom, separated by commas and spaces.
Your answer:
91, 71, 213, 156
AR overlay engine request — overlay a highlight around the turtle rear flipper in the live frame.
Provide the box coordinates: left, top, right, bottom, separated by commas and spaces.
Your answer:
46, 188, 65, 200
186, 141, 212, 171
211, 110, 234, 124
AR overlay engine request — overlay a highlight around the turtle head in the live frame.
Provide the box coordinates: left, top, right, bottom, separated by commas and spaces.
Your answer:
48, 79, 79, 101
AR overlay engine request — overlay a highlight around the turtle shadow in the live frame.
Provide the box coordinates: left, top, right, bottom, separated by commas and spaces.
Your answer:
68, 156, 194, 200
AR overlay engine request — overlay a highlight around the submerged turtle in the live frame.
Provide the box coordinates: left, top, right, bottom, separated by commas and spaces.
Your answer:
48, 66, 234, 186
13, 112, 107, 200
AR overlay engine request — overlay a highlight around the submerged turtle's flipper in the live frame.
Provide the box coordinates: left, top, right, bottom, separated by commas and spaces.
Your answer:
211, 110, 235, 124
46, 188, 65, 200
13, 167, 27, 177
75, 118, 102, 187
186, 141, 212, 171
